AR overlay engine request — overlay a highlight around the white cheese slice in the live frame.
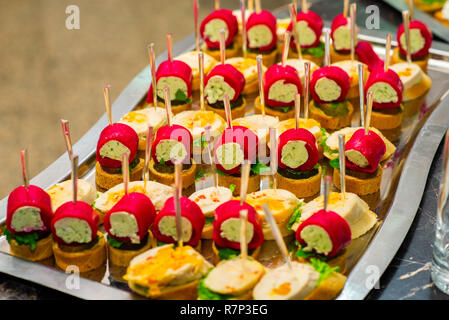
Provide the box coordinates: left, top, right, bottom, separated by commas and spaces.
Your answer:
253, 262, 319, 300
232, 114, 279, 146
189, 186, 233, 216
283, 59, 319, 89
175, 51, 217, 77
204, 258, 265, 295
119, 107, 168, 138
172, 110, 225, 141
389, 62, 423, 91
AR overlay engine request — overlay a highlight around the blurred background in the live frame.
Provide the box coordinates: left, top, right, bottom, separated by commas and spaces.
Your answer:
0, 0, 401, 198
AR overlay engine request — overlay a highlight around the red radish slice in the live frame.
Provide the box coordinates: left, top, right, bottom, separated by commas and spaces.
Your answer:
200, 9, 238, 49
330, 14, 350, 53
153, 196, 205, 247
6, 185, 53, 234
264, 64, 302, 108
246, 10, 277, 52
310, 66, 350, 104
355, 41, 384, 72
104, 192, 156, 244
51, 201, 99, 246
205, 64, 246, 103
213, 126, 259, 175
96, 123, 139, 169
296, 209, 351, 258
345, 128, 386, 173
287, 11, 323, 49
364, 68, 404, 109
151, 124, 193, 165
397, 20, 432, 59
278, 128, 319, 172
147, 60, 193, 105
213, 200, 264, 250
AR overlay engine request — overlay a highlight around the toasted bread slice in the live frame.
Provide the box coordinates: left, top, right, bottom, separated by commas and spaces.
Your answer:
148, 159, 197, 190
205, 97, 247, 120
107, 232, 154, 268
156, 100, 191, 115
218, 173, 260, 196
309, 100, 354, 130
203, 43, 240, 61
276, 166, 321, 199
371, 105, 404, 130
211, 241, 262, 265
305, 271, 347, 300
9, 234, 53, 262
333, 165, 383, 196
391, 47, 429, 73
254, 96, 295, 121
95, 158, 145, 192
52, 232, 107, 273
247, 48, 278, 67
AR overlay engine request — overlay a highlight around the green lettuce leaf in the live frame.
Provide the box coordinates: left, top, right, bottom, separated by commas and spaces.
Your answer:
329, 158, 340, 169
287, 203, 303, 231
229, 184, 236, 192
107, 236, 123, 248
302, 42, 325, 57
218, 247, 239, 261
3, 229, 39, 251
310, 258, 340, 286
197, 277, 234, 300
175, 88, 191, 103
205, 216, 215, 225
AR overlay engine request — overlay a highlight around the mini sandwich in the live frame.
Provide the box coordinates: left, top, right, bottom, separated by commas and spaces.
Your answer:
245, 9, 278, 66
104, 192, 156, 268
214, 126, 262, 196
245, 188, 303, 240
152, 196, 205, 250
276, 117, 325, 150
391, 16, 432, 73
330, 12, 358, 63
172, 110, 225, 155
198, 256, 265, 300
189, 186, 233, 239
95, 123, 144, 192
309, 65, 354, 130
276, 128, 322, 199
253, 260, 346, 300
333, 128, 387, 195
283, 58, 319, 89
47, 179, 97, 212
204, 63, 247, 120
200, 8, 240, 60
119, 107, 168, 157
225, 57, 266, 95
5, 184, 54, 261
211, 200, 264, 263
175, 51, 217, 91
146, 58, 193, 114
255, 63, 303, 120
324, 126, 396, 162
124, 244, 212, 299
291, 192, 377, 240
93, 180, 172, 222
149, 123, 196, 195
51, 201, 106, 273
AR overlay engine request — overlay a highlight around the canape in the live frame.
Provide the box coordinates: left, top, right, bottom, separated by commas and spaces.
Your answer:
149, 124, 196, 195
5, 184, 54, 262
146, 58, 193, 114
245, 9, 279, 66
175, 51, 217, 91
391, 14, 432, 73
204, 63, 247, 120
254, 63, 302, 120
415, 0, 446, 13
245, 188, 303, 239
198, 256, 265, 300
47, 179, 96, 212
124, 244, 212, 299
309, 65, 354, 130
200, 9, 240, 60
214, 126, 261, 196
333, 128, 387, 195
51, 201, 106, 272
283, 58, 319, 89
276, 128, 322, 199
291, 192, 377, 240
434, 1, 449, 28
285, 9, 324, 66
95, 123, 144, 192
104, 192, 156, 268
211, 200, 264, 263
152, 196, 205, 250
253, 260, 346, 300
330, 12, 358, 62
189, 186, 233, 239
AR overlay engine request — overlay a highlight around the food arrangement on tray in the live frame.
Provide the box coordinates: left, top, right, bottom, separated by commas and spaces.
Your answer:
2, 0, 449, 300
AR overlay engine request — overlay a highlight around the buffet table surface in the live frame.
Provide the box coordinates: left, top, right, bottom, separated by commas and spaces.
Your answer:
1, 0, 448, 300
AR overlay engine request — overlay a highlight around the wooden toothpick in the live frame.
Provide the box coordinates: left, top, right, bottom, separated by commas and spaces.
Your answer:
205, 125, 219, 190
256, 55, 266, 116
323, 176, 331, 211
122, 152, 129, 196
20, 149, 29, 188
402, 11, 412, 64
61, 119, 73, 161
164, 86, 172, 126
143, 126, 153, 192
385, 34, 392, 72
294, 92, 301, 130
270, 127, 278, 190
103, 85, 113, 125
167, 33, 173, 63
365, 91, 373, 135
358, 63, 365, 128
343, 0, 349, 18
193, 0, 200, 51
240, 161, 251, 205
241, 0, 248, 59
304, 61, 311, 121
198, 52, 205, 112
324, 29, 331, 67
174, 161, 183, 248
148, 43, 158, 108
219, 29, 226, 65
240, 209, 248, 260
289, 3, 302, 60
71, 154, 79, 204
350, 3, 357, 62
282, 31, 291, 67
338, 134, 346, 200
224, 94, 233, 129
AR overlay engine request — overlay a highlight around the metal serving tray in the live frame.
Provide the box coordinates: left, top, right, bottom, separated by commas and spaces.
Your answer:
1, 5, 449, 300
